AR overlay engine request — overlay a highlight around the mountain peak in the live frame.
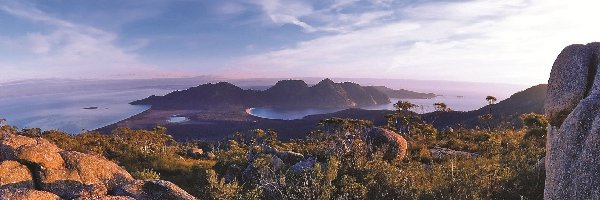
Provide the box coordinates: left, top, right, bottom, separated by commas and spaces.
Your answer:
315, 78, 336, 87
321, 78, 335, 83
272, 79, 308, 88
212, 81, 239, 88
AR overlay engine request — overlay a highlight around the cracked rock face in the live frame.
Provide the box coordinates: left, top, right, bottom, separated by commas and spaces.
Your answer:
545, 42, 600, 199
0, 129, 196, 200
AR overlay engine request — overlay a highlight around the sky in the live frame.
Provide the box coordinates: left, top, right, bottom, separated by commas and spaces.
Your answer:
0, 0, 599, 85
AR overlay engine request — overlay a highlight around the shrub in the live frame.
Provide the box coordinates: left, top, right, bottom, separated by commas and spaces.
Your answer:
3, 110, 546, 199
132, 168, 161, 180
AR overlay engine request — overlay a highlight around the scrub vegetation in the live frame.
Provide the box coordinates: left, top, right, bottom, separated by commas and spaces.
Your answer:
2, 104, 547, 200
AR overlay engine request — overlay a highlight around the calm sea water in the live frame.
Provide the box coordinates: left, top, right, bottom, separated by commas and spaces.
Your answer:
248, 95, 491, 120
0, 89, 171, 134
247, 107, 344, 120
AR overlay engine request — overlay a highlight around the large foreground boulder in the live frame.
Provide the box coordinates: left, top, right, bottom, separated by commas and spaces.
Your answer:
0, 129, 195, 200
112, 180, 196, 200
0, 132, 133, 199
544, 42, 600, 199
366, 128, 408, 161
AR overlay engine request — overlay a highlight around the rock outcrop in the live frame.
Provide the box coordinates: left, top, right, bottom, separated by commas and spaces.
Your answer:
290, 157, 317, 172
112, 180, 196, 200
0, 188, 61, 200
0, 129, 195, 200
261, 145, 304, 164
545, 42, 600, 199
366, 128, 408, 161
186, 148, 204, 159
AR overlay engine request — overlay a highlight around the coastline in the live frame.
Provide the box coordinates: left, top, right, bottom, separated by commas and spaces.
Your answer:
245, 108, 255, 116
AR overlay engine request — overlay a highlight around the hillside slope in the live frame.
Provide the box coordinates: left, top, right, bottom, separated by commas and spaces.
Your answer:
131, 82, 263, 109
422, 84, 547, 129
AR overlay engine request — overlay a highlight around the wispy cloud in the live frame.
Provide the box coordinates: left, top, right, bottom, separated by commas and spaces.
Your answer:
1, 0, 598, 85
251, 0, 400, 33
0, 1, 185, 81
223, 0, 600, 85
330, 0, 360, 10
252, 0, 317, 32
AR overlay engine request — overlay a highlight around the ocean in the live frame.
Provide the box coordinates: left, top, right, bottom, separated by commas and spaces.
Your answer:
0, 89, 171, 134
0, 79, 504, 133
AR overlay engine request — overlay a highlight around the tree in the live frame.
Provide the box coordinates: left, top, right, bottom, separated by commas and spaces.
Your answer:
433, 102, 449, 112
480, 95, 497, 131
393, 101, 416, 111
485, 96, 497, 105
485, 95, 497, 114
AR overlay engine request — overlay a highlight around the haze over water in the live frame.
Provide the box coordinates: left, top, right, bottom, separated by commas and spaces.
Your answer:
0, 89, 171, 134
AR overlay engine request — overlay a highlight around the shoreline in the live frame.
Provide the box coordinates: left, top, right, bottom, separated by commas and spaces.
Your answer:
244, 107, 255, 116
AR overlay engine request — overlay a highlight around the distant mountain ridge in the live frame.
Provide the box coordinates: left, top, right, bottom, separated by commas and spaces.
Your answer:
370, 86, 436, 99
131, 79, 393, 109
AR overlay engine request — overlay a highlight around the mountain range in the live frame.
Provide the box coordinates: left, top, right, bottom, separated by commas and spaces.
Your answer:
131, 78, 434, 109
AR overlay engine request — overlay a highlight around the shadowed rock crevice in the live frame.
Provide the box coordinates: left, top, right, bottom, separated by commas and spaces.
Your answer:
584, 48, 599, 97
16, 159, 44, 190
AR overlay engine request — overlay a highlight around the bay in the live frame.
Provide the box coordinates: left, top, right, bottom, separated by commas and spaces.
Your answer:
248, 95, 490, 120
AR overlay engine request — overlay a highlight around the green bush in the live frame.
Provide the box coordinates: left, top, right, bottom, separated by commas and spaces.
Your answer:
132, 168, 161, 180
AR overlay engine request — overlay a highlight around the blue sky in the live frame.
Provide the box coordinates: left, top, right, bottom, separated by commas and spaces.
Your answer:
0, 0, 599, 85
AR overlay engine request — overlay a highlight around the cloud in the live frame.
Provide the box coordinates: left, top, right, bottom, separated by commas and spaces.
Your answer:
223, 0, 600, 85
250, 0, 400, 33
331, 0, 360, 10
252, 0, 317, 32
0, 1, 185, 81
